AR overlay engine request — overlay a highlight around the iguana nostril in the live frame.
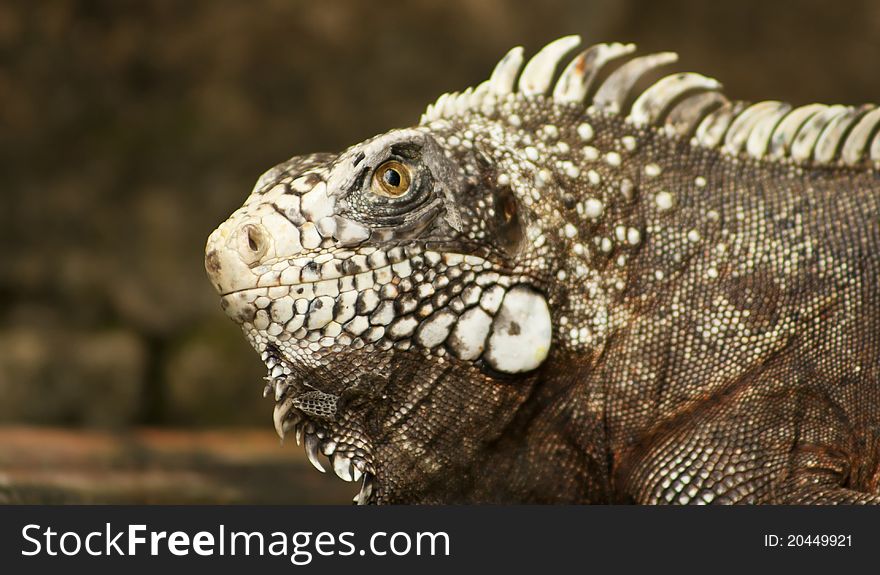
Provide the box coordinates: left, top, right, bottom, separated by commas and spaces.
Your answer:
247, 229, 259, 251
238, 223, 269, 264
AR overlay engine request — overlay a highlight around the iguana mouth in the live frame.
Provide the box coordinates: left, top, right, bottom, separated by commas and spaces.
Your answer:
218, 243, 431, 298
216, 245, 495, 345
261, 348, 377, 505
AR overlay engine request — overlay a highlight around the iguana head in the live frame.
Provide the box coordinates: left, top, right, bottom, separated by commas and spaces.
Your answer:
205, 119, 556, 501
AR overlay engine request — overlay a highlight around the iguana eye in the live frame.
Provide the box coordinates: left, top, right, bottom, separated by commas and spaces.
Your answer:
372, 161, 411, 198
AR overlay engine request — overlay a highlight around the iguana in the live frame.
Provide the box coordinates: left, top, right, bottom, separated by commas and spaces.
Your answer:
205, 36, 880, 504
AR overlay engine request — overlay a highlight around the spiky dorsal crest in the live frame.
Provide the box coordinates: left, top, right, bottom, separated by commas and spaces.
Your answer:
421, 35, 880, 168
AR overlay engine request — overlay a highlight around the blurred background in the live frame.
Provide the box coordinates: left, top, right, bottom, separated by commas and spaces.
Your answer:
1, 0, 879, 503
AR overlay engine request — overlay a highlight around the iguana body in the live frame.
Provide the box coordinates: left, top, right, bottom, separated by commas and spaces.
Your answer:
205, 36, 880, 503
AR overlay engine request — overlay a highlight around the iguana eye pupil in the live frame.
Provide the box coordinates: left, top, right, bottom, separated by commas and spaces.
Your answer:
373, 160, 411, 197
384, 169, 401, 187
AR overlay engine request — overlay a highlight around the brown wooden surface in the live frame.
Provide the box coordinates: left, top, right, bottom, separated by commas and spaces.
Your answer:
0, 426, 353, 504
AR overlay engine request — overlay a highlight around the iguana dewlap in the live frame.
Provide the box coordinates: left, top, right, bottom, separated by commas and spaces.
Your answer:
205, 36, 880, 504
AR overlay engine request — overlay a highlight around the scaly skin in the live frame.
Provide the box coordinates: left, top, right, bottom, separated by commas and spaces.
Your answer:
205, 37, 880, 503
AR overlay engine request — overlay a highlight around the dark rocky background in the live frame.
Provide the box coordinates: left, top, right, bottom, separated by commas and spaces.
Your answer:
1, 0, 878, 502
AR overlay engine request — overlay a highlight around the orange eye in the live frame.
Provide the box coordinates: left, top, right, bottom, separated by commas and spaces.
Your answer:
372, 161, 411, 198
